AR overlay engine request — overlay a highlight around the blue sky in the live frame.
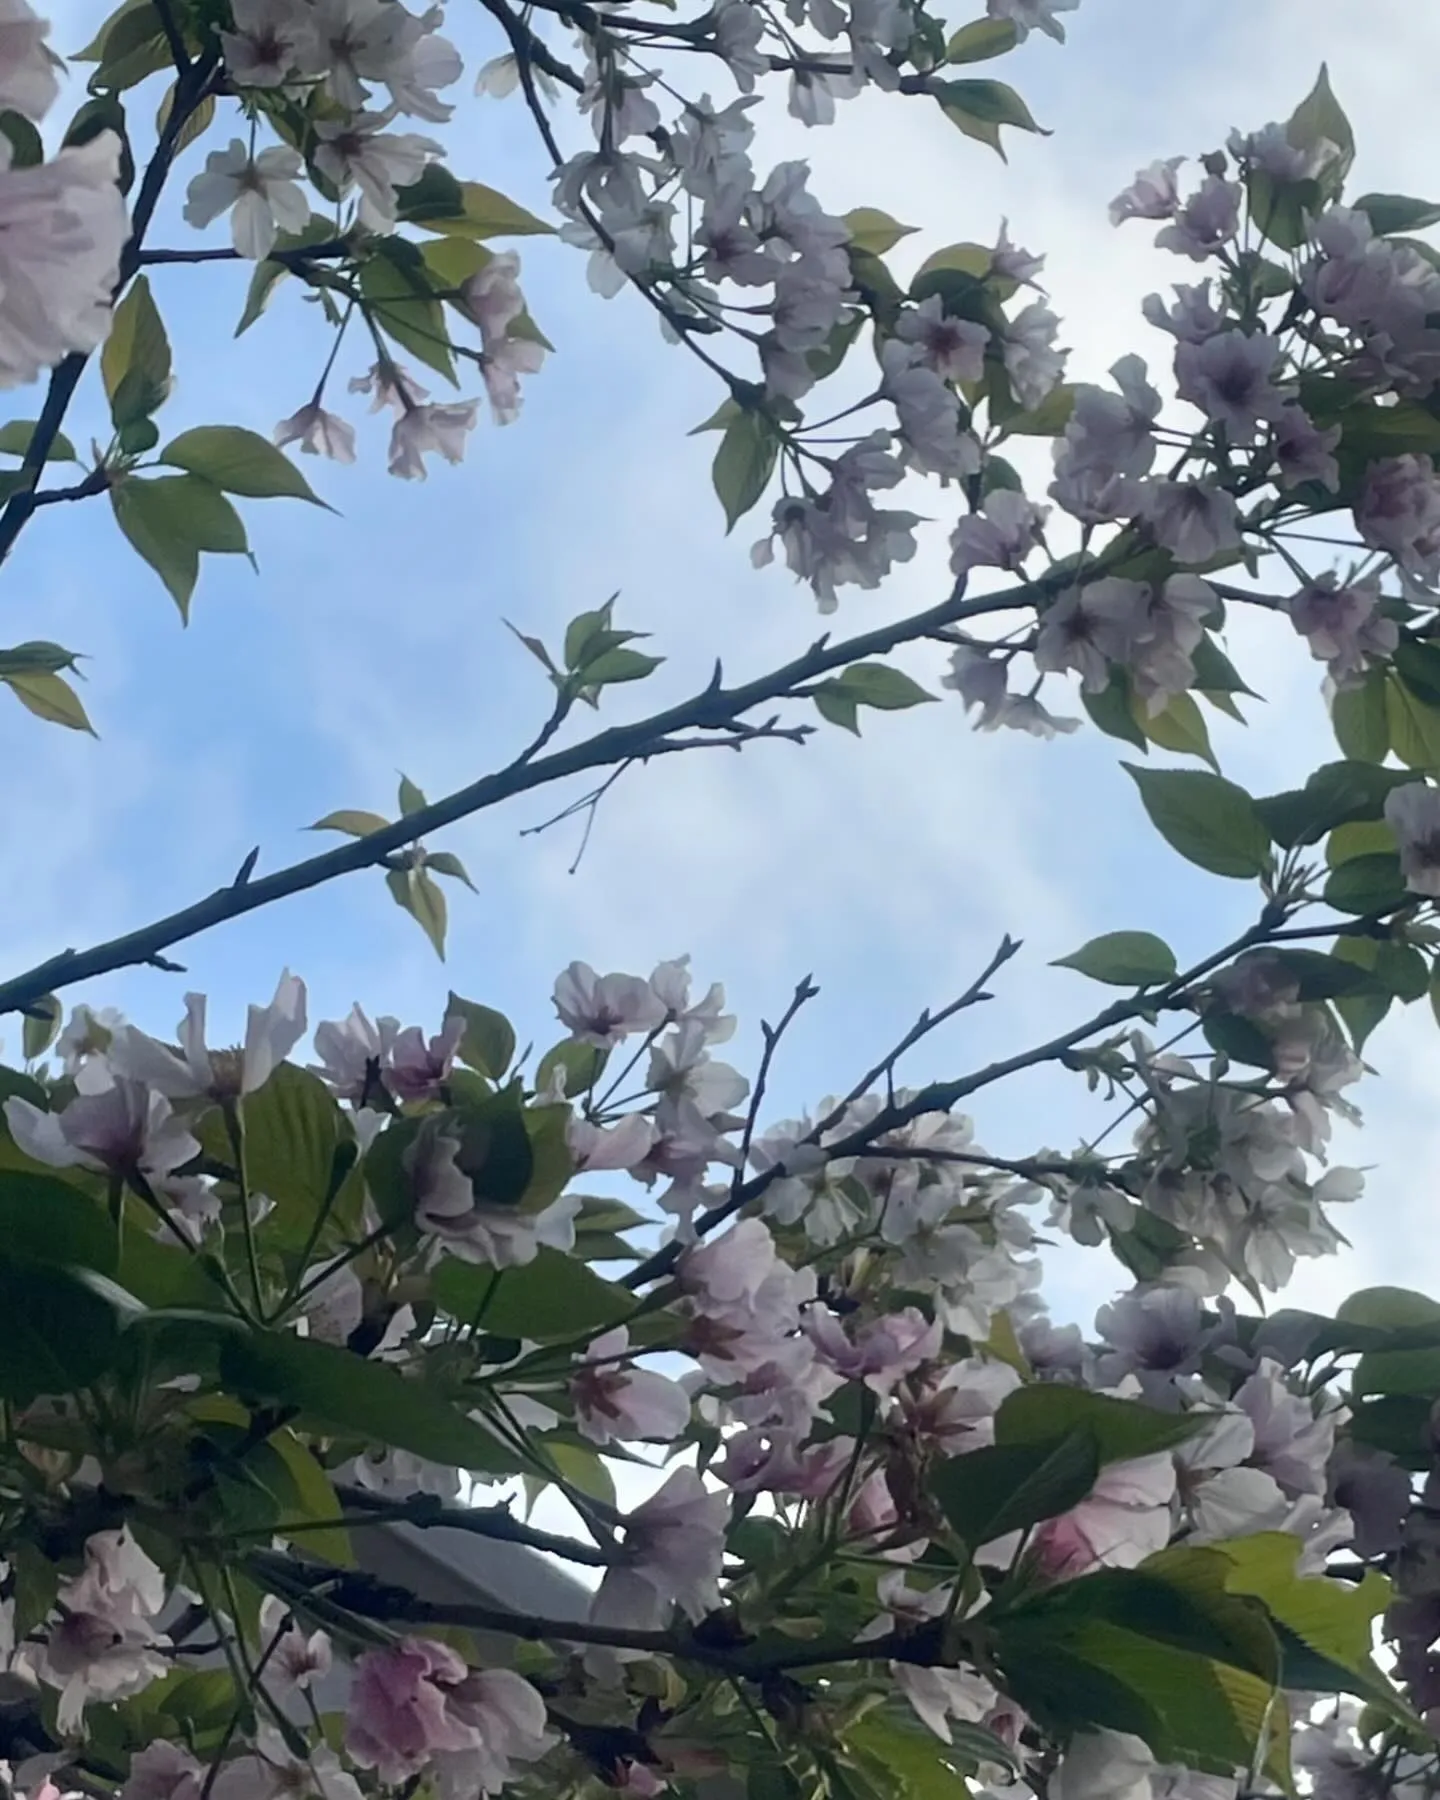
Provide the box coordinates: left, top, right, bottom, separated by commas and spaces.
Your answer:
10, 0, 1440, 1335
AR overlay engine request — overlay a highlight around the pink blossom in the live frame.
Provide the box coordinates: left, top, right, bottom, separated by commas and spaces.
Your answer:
1285, 572, 1396, 685
345, 1638, 478, 1784
568, 1113, 658, 1173
259, 1596, 332, 1690
1385, 782, 1440, 898
27, 1529, 169, 1734
121, 1743, 203, 1800
1154, 176, 1241, 261
388, 1015, 464, 1103
571, 1326, 692, 1445
274, 401, 357, 463
1109, 158, 1184, 226
554, 961, 668, 1046
594, 1468, 729, 1626
109, 971, 307, 1101
434, 1668, 552, 1799
803, 1306, 941, 1395
1355, 454, 1440, 580
949, 489, 1049, 575
895, 295, 988, 384
1021, 1453, 1176, 1579
5, 1079, 199, 1185
1174, 329, 1291, 441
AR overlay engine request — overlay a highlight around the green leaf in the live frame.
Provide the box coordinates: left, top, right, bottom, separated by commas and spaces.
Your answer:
20, 995, 62, 1060
1213, 1532, 1403, 1716
1084, 669, 1149, 751
535, 1039, 608, 1098
398, 773, 427, 815
931, 1432, 1100, 1546
1123, 766, 1272, 880
387, 866, 447, 959
1332, 669, 1390, 762
1331, 937, 1392, 1050
310, 809, 391, 837
582, 647, 664, 686
397, 168, 554, 239
231, 1063, 348, 1251
359, 246, 456, 383
1386, 674, 1440, 770
1137, 691, 1217, 770
1285, 64, 1355, 195
110, 478, 198, 618
1328, 818, 1395, 866
831, 662, 937, 711
1323, 853, 1406, 915
425, 851, 476, 891
220, 1330, 519, 1475
998, 381, 1077, 438
433, 1247, 633, 1342
235, 223, 337, 336
0, 1255, 121, 1403
0, 421, 78, 463
1052, 931, 1178, 987
152, 474, 249, 555
446, 996, 515, 1080
1341, 1285, 1440, 1329
995, 1385, 1205, 1463
102, 275, 170, 425
1352, 193, 1440, 236
1253, 761, 1413, 849
0, 1171, 117, 1274
0, 110, 40, 168
4, 670, 96, 733
1266, 946, 1389, 1002
814, 687, 859, 734
944, 16, 1018, 61
1394, 639, 1440, 710
933, 79, 1046, 159
89, 0, 171, 89
159, 425, 321, 503
842, 207, 917, 256
269, 1426, 354, 1566
154, 81, 214, 153
713, 409, 780, 531
845, 1713, 990, 1800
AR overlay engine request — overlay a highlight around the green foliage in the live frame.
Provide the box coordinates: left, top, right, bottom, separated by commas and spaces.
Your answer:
446, 995, 516, 1080
396, 168, 554, 238
0, 1256, 122, 1403
811, 663, 936, 734
995, 1384, 1205, 1463
944, 16, 1019, 61
220, 1330, 520, 1474
1052, 931, 1178, 987
103, 275, 171, 429
933, 79, 1046, 159
1351, 193, 1440, 235
160, 426, 323, 503
712, 408, 781, 530
387, 864, 449, 958
359, 243, 457, 382
432, 1246, 635, 1341
310, 809, 392, 837
931, 1431, 1100, 1546
1122, 767, 1272, 880
1253, 761, 1412, 849
1323, 853, 1407, 915
842, 208, 917, 255
0, 421, 77, 462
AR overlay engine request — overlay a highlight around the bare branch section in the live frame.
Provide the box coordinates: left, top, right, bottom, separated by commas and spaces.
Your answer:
0, 577, 1051, 1017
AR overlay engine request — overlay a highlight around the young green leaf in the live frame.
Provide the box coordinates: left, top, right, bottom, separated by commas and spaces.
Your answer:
160, 425, 323, 503
110, 478, 199, 618
713, 410, 780, 531
1052, 931, 1178, 987
310, 809, 392, 837
4, 671, 96, 733
1123, 766, 1273, 880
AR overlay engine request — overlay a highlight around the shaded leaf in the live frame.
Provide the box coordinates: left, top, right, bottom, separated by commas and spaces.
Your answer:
713, 409, 780, 531
160, 425, 322, 503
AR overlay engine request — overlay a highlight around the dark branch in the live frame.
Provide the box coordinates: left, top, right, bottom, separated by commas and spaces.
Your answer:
0, 579, 1047, 1017
331, 1484, 610, 1566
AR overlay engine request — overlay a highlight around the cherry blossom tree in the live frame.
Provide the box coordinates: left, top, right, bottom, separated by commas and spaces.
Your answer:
4, 10, 1440, 1800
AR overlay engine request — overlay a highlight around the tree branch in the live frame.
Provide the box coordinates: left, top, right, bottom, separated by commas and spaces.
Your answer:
0, 578, 1046, 1017
330, 1484, 609, 1566
625, 902, 1323, 1287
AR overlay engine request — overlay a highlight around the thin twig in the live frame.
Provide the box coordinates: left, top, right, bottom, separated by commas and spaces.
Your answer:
331, 1484, 609, 1566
